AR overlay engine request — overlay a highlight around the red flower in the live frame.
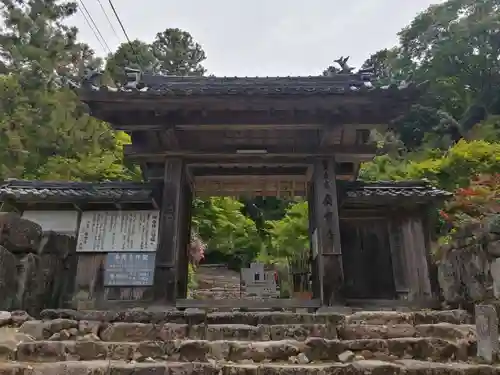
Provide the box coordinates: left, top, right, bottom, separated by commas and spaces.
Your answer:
439, 210, 450, 220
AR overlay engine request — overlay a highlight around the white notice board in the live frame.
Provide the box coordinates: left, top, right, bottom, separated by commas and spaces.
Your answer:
76, 210, 159, 252
22, 210, 79, 236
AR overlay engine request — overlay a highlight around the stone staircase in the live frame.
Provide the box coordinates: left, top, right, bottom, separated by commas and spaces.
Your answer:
192, 264, 245, 300
0, 307, 494, 374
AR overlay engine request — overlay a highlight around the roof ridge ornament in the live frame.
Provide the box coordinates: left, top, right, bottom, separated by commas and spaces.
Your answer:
325, 56, 375, 84
333, 56, 354, 74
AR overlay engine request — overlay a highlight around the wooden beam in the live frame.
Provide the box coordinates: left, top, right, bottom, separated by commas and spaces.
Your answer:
124, 144, 377, 160
188, 162, 311, 168
319, 125, 343, 148
195, 175, 307, 182
177, 124, 325, 130
158, 126, 180, 150
190, 166, 308, 176
195, 178, 308, 197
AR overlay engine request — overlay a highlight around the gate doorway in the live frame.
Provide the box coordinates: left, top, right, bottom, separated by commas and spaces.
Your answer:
179, 174, 319, 310
340, 219, 396, 300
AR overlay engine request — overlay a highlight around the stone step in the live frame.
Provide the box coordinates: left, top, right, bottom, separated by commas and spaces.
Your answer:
344, 310, 471, 325
0, 360, 498, 375
18, 320, 476, 342
339, 323, 476, 340
9, 337, 474, 363
20, 321, 338, 341
37, 308, 472, 326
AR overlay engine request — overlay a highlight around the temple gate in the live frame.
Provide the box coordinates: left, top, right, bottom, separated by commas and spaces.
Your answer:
0, 65, 450, 309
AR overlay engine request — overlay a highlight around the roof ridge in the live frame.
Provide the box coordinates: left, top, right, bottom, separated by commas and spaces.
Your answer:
1, 179, 156, 190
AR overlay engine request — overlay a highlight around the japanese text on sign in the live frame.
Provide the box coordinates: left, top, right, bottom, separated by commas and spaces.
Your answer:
104, 252, 156, 286
76, 210, 159, 252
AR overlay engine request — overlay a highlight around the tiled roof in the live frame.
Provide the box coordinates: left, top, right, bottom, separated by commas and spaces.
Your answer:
0, 180, 450, 204
343, 181, 451, 200
77, 72, 426, 99
0, 180, 156, 203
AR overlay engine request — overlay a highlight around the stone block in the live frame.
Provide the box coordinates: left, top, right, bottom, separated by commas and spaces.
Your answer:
0, 246, 18, 310
0, 213, 42, 253
99, 323, 157, 342
345, 311, 413, 325
487, 240, 500, 257
413, 310, 472, 325
338, 324, 416, 340
16, 341, 76, 362
491, 259, 500, 298
227, 340, 301, 362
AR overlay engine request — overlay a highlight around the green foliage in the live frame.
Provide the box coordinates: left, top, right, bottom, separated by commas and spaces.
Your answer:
192, 197, 263, 267
187, 263, 198, 295
0, 72, 138, 181
268, 201, 309, 261
397, 0, 500, 120
0, 0, 102, 86
106, 28, 206, 83
105, 40, 157, 83
0, 0, 138, 182
361, 139, 500, 190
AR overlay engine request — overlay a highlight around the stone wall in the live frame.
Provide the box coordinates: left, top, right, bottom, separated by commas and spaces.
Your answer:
0, 213, 77, 315
437, 215, 500, 306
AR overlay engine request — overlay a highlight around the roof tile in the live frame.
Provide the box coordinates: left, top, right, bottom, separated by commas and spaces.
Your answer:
0, 180, 449, 203
77, 73, 426, 98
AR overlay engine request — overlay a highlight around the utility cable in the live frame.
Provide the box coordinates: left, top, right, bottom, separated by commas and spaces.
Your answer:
78, 1, 108, 54
78, 0, 112, 54
95, 0, 121, 43
107, 0, 143, 68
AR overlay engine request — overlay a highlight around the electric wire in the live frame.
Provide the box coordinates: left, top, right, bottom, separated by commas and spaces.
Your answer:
77, 1, 108, 54
95, 0, 121, 43
107, 0, 143, 68
78, 0, 112, 54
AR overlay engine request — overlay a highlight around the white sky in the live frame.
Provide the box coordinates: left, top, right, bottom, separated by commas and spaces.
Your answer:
69, 0, 445, 76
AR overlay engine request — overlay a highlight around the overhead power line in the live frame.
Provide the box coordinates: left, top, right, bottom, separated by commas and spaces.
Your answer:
107, 0, 143, 68
78, 1, 108, 54
95, 0, 121, 43
78, 0, 112, 54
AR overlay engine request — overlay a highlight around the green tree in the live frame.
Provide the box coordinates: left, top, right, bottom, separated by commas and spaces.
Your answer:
105, 28, 207, 83
268, 201, 309, 262
152, 28, 206, 76
192, 197, 262, 268
398, 0, 500, 123
0, 0, 137, 181
105, 40, 157, 83
0, 0, 102, 86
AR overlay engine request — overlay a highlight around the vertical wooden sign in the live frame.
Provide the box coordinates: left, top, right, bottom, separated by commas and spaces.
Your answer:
313, 158, 344, 305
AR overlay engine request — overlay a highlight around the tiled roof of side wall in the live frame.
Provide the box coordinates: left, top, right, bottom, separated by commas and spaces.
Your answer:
0, 180, 157, 203
0, 180, 450, 203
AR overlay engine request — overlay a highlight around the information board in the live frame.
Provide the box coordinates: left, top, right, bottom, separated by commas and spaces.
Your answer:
76, 211, 159, 252
22, 210, 79, 236
104, 252, 156, 286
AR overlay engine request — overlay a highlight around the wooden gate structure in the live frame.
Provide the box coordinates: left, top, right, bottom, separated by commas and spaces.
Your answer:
58, 66, 450, 308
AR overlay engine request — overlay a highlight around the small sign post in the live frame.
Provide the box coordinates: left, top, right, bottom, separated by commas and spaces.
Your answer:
241, 262, 279, 298
104, 252, 156, 286
475, 304, 499, 363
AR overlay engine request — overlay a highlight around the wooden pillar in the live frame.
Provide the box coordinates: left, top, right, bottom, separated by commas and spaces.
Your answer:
312, 158, 344, 305
388, 218, 410, 300
177, 180, 193, 299
400, 215, 432, 301
421, 206, 440, 299
307, 181, 320, 299
153, 158, 185, 305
